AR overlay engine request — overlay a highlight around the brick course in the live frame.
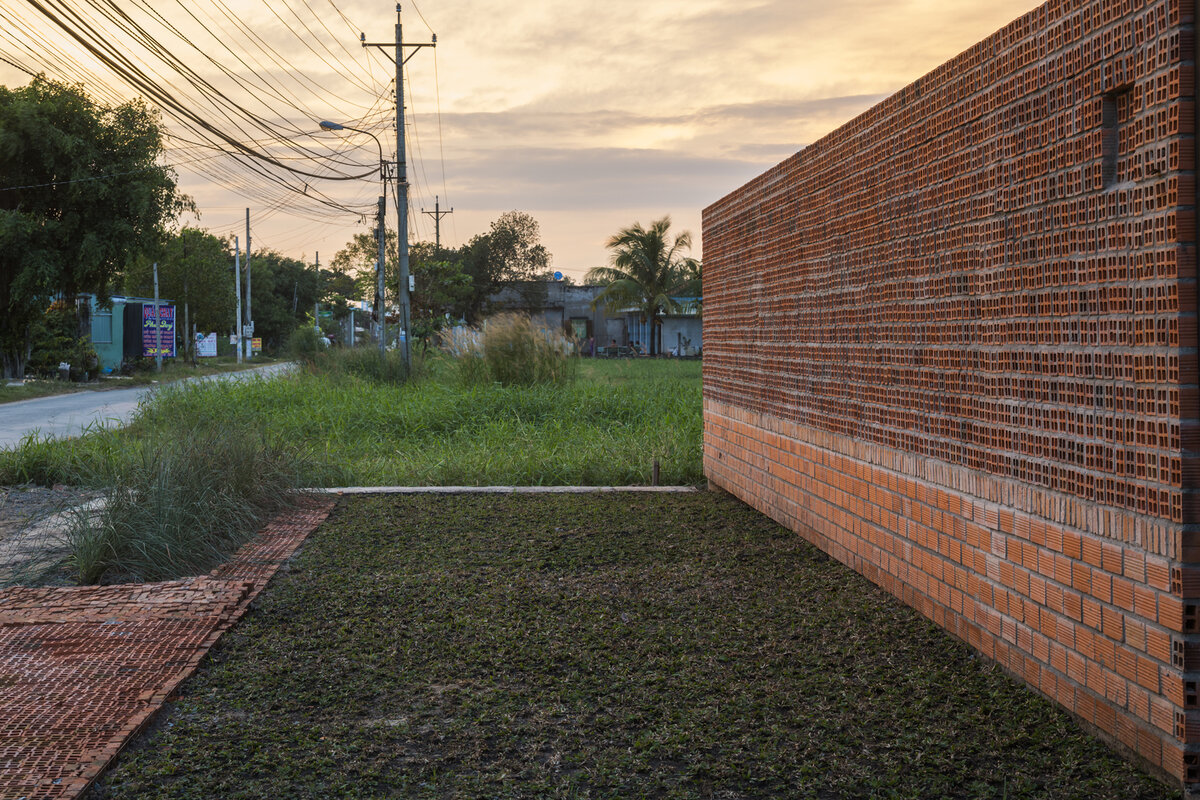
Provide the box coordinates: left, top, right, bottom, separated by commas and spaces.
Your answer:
702, 0, 1200, 789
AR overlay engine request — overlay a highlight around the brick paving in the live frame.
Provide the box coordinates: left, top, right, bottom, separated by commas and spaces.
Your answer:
0, 496, 334, 800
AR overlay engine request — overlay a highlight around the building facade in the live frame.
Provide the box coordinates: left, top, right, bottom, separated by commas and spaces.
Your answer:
703, 0, 1200, 788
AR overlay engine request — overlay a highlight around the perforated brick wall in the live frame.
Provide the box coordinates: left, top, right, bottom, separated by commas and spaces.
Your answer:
702, 0, 1200, 788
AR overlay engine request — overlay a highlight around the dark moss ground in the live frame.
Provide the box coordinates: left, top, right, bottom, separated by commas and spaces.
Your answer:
88, 492, 1178, 799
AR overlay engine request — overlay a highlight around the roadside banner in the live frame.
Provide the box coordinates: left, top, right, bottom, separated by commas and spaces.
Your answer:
141, 303, 175, 357
196, 332, 218, 358
251, 337, 263, 353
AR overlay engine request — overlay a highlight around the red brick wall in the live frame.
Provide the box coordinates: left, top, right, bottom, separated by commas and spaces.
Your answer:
702, 0, 1199, 787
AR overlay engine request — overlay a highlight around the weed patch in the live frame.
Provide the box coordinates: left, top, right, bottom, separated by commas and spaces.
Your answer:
445, 313, 576, 386
87, 492, 1177, 799
114, 356, 700, 487
65, 422, 305, 584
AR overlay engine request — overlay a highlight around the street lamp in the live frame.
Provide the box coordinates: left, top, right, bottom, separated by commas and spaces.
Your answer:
319, 120, 388, 357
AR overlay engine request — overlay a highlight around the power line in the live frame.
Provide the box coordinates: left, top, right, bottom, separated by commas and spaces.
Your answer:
0, 0, 422, 253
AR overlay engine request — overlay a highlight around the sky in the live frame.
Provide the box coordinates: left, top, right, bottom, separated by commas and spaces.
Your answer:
0, 0, 1041, 281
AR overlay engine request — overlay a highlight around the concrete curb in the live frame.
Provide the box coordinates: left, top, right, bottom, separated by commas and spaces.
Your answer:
307, 485, 700, 495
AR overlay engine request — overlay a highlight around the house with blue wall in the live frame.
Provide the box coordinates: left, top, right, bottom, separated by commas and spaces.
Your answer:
85, 295, 175, 373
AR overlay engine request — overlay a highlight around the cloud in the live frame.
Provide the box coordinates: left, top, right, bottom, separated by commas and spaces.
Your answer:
442, 145, 769, 210
1, 0, 1044, 270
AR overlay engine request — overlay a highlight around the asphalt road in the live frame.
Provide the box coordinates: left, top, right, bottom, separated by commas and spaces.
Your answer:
0, 362, 294, 448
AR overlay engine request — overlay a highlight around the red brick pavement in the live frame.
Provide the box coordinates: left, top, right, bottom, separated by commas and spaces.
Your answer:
0, 497, 334, 799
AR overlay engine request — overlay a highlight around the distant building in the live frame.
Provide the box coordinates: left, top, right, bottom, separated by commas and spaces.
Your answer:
490, 280, 701, 354
83, 294, 175, 372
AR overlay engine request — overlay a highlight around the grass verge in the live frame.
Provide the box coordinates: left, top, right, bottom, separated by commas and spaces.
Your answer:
58, 355, 701, 488
86, 492, 1176, 799
0, 356, 282, 406
64, 421, 305, 584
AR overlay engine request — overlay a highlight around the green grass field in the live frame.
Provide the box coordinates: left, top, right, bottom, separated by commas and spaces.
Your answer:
86, 493, 1177, 800
1, 356, 702, 489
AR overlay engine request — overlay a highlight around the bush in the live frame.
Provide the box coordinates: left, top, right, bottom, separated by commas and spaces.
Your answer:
65, 421, 305, 584
27, 305, 99, 381
295, 343, 413, 386
341, 347, 410, 385
443, 313, 575, 386
288, 324, 325, 365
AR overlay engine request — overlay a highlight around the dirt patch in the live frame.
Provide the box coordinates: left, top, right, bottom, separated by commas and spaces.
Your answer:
0, 485, 102, 586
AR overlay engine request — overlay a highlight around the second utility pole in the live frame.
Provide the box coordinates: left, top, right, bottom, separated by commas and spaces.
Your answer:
363, 4, 434, 370
422, 196, 453, 248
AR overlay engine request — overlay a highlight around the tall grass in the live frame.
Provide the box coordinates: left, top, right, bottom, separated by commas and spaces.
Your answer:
65, 421, 304, 584
444, 313, 576, 386
287, 324, 325, 365
303, 345, 412, 385
0, 426, 127, 487
132, 356, 702, 487
1, 359, 702, 490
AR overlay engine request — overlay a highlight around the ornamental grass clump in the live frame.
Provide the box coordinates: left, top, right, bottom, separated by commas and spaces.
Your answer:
66, 420, 305, 584
445, 313, 575, 386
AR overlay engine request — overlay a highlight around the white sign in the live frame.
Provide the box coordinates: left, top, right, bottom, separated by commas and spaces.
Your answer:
196, 333, 218, 357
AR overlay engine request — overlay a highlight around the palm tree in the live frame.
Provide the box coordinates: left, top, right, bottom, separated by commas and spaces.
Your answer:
587, 217, 700, 355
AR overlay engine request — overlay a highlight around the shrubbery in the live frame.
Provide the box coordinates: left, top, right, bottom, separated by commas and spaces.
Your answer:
287, 324, 326, 365
26, 305, 98, 381
66, 420, 304, 584
443, 313, 575, 386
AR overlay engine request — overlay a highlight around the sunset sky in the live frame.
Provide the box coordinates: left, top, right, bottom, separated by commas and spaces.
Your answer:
0, 0, 1041, 280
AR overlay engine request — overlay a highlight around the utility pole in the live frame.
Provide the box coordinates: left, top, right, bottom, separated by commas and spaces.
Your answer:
245, 209, 253, 359
376, 195, 387, 356
422, 195, 453, 248
363, 5, 435, 370
233, 236, 242, 364
153, 262, 162, 373
314, 252, 320, 333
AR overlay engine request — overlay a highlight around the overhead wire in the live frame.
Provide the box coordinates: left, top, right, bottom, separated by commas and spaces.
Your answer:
20, 1, 327, 172
1, 0, 432, 251
431, 50, 456, 246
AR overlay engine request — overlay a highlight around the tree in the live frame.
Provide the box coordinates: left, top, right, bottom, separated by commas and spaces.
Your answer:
327, 211, 552, 335
486, 211, 551, 282
586, 217, 700, 355
408, 248, 472, 346
123, 228, 235, 358
453, 212, 552, 323
240, 249, 320, 350
0, 77, 185, 378
331, 228, 390, 306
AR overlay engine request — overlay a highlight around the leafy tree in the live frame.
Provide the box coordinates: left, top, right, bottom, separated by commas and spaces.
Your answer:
327, 210, 552, 337
242, 249, 321, 350
0, 77, 185, 378
319, 265, 359, 329
331, 228, 389, 306
453, 212, 552, 323
123, 228, 235, 358
408, 251, 472, 347
487, 211, 551, 282
586, 216, 700, 355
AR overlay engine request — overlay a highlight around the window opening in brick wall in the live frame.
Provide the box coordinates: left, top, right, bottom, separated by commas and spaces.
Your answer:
1101, 86, 1132, 188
